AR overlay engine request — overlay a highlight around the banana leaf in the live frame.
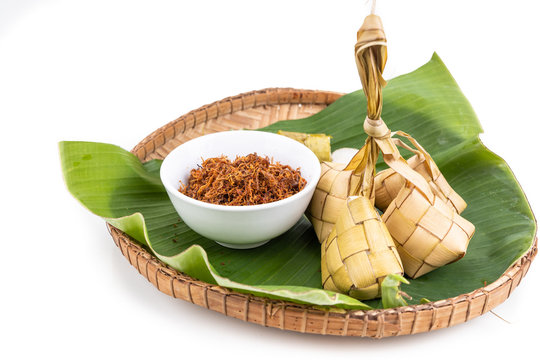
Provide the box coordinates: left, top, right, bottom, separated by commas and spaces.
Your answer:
60, 53, 536, 309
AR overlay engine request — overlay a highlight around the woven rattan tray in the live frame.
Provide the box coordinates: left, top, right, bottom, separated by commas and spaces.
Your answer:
108, 87, 537, 338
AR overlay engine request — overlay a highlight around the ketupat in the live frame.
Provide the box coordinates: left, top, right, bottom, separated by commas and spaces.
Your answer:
310, 9, 475, 297
353, 15, 475, 279
309, 13, 405, 300
321, 196, 403, 300
374, 131, 467, 214
382, 182, 475, 278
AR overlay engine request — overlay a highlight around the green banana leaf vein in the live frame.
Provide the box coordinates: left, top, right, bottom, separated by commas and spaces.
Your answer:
60, 53, 536, 309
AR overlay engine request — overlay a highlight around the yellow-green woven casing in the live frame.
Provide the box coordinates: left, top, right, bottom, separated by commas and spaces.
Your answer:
307, 162, 361, 243
375, 153, 467, 214
382, 183, 475, 278
321, 196, 403, 300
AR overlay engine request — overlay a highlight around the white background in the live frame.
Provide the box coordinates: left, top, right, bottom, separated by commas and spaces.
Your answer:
1, 0, 539, 359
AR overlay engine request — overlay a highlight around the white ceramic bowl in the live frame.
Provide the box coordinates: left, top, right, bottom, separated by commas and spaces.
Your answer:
160, 130, 321, 249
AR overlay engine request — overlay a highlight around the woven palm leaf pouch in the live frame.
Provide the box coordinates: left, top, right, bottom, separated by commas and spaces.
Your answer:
306, 9, 475, 300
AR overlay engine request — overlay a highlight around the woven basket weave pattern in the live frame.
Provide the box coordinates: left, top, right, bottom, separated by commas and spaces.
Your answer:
308, 162, 361, 244
374, 154, 466, 214
107, 88, 536, 338
383, 184, 475, 278
322, 196, 403, 299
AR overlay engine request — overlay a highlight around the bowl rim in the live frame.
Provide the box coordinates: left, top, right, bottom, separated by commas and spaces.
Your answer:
159, 130, 321, 212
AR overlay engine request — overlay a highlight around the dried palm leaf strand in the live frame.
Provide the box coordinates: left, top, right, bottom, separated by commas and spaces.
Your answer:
375, 154, 437, 212
317, 12, 405, 300
374, 131, 467, 213
307, 123, 399, 243
352, 125, 435, 203
351, 12, 474, 280
350, 14, 434, 204
355, 13, 387, 120
370, 135, 475, 278
321, 196, 403, 300
394, 131, 467, 213
306, 130, 419, 244
382, 182, 475, 278
307, 128, 419, 244
369, 133, 475, 280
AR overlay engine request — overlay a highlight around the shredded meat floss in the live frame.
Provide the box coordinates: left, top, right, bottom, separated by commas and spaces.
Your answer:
179, 153, 307, 205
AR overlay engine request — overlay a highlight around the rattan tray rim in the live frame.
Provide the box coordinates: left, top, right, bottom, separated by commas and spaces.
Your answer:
109, 87, 537, 338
